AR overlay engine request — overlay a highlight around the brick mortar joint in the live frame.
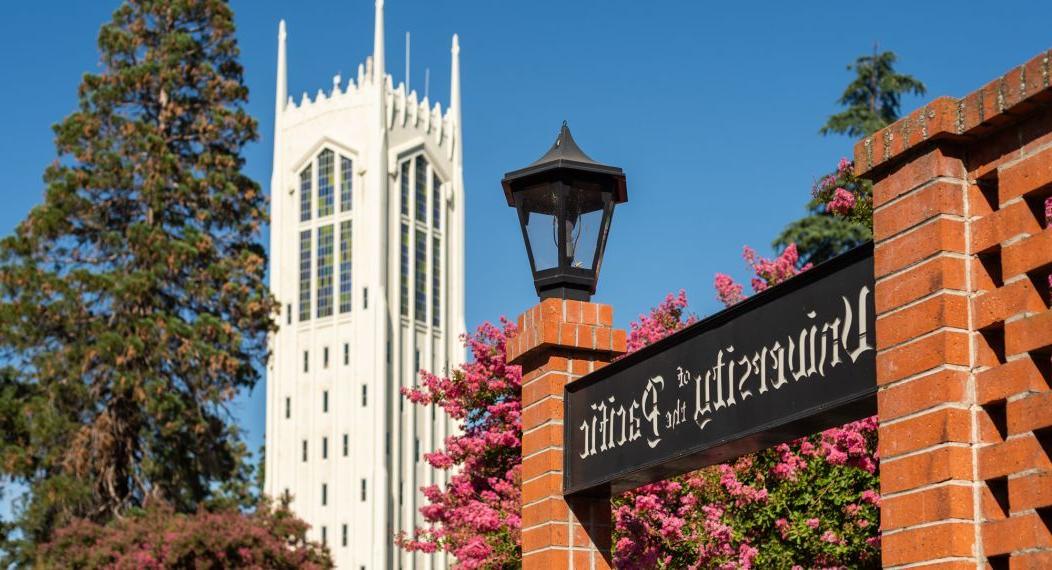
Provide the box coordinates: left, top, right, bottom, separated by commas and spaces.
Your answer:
872, 214, 965, 247
872, 175, 971, 212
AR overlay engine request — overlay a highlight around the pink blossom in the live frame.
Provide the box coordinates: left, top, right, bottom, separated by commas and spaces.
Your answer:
397, 321, 521, 569
806, 518, 820, 529
714, 273, 745, 307
775, 518, 790, 539
742, 243, 811, 294
626, 290, 696, 353
827, 187, 857, 215
837, 157, 852, 173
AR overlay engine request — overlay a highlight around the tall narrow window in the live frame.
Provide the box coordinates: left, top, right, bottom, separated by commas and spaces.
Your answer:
432, 173, 442, 229
363, 286, 368, 309
400, 161, 410, 216
340, 155, 353, 212
286, 304, 291, 325
323, 347, 329, 368
302, 440, 307, 462
415, 155, 428, 222
432, 237, 441, 327
400, 223, 409, 316
343, 434, 349, 456
362, 384, 367, 406
323, 390, 329, 413
299, 164, 312, 222
317, 149, 334, 217
321, 526, 327, 545
343, 343, 349, 365
322, 436, 328, 459
342, 524, 348, 547
303, 350, 309, 373
316, 225, 334, 318
321, 483, 327, 506
339, 220, 352, 313
360, 479, 367, 501
299, 230, 311, 321
415, 229, 427, 322
285, 397, 290, 419
415, 438, 420, 462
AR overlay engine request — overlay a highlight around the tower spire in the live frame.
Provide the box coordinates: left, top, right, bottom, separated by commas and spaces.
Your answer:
450, 33, 461, 154
373, 0, 385, 87
272, 20, 287, 180
275, 20, 287, 122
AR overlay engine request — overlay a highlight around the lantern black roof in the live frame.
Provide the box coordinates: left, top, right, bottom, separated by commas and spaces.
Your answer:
502, 122, 627, 206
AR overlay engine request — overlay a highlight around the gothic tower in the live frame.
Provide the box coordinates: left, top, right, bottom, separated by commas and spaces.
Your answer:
264, 3, 466, 568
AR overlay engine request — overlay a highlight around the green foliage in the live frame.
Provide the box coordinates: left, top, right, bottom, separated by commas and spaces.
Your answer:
778, 47, 919, 264
0, 0, 276, 562
38, 497, 332, 569
820, 48, 926, 138
773, 212, 870, 267
775, 160, 873, 266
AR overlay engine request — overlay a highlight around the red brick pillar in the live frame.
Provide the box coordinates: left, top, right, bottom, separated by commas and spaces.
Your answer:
509, 298, 626, 570
858, 49, 1052, 568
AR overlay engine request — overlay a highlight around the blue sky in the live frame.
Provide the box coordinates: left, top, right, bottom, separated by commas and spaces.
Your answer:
1, 1, 1050, 473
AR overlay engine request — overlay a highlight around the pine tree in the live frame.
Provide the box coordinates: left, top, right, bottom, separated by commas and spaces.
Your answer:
820, 46, 926, 138
0, 0, 276, 560
777, 47, 924, 266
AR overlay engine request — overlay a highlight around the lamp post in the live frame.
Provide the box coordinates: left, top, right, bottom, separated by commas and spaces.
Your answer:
502, 122, 628, 301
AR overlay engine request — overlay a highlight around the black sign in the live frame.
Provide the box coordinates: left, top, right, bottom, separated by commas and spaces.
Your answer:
564, 244, 876, 496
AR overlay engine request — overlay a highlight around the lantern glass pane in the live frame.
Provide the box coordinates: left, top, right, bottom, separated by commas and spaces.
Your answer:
525, 210, 558, 270
566, 208, 602, 270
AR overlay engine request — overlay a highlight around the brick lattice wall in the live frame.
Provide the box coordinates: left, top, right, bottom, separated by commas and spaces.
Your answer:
858, 48, 1052, 569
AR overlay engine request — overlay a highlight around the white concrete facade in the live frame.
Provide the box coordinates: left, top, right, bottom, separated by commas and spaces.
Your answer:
264, 3, 466, 568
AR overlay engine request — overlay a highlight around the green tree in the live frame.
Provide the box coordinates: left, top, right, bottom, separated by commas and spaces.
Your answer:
774, 194, 871, 267
778, 47, 923, 266
0, 0, 276, 562
820, 47, 926, 138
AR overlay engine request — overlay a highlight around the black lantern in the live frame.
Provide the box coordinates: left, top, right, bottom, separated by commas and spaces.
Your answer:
502, 122, 627, 301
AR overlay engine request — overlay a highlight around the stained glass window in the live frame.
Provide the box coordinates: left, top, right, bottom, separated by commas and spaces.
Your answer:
400, 223, 409, 317
299, 165, 312, 222
432, 236, 441, 327
415, 155, 428, 222
340, 155, 353, 212
316, 225, 333, 318
432, 173, 442, 229
415, 229, 427, 322
400, 161, 410, 216
299, 230, 311, 321
317, 149, 334, 217
339, 220, 352, 313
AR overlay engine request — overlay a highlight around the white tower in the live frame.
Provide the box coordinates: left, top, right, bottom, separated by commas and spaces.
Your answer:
264, 3, 466, 568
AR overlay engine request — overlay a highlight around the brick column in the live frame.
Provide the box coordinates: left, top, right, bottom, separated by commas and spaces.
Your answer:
509, 298, 626, 570
865, 139, 982, 569
858, 49, 1052, 568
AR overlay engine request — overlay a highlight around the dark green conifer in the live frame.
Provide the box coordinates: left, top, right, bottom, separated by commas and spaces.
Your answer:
780, 47, 925, 265
0, 1, 276, 561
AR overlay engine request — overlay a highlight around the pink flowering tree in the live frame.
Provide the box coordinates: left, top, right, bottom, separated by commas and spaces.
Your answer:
397, 321, 522, 569
813, 157, 873, 226
613, 233, 880, 567
38, 498, 332, 568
